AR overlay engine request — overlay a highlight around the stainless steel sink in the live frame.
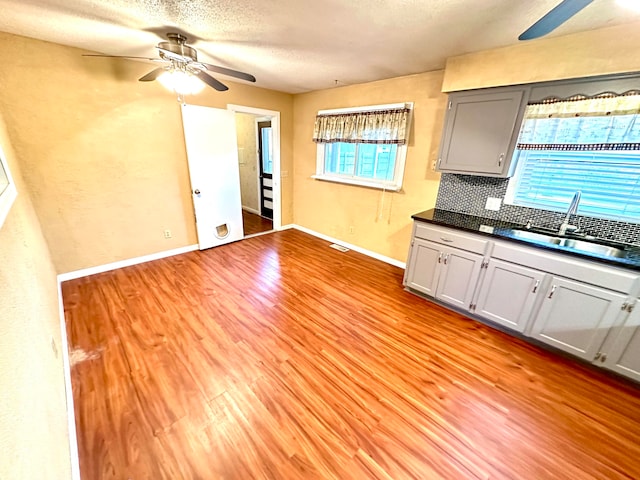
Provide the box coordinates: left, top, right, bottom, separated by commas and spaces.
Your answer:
510, 229, 627, 259
557, 238, 626, 258
510, 230, 562, 244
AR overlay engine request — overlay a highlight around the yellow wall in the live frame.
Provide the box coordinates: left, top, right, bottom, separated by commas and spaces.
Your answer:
0, 32, 293, 274
292, 72, 446, 262
443, 21, 640, 92
235, 113, 260, 212
0, 110, 71, 479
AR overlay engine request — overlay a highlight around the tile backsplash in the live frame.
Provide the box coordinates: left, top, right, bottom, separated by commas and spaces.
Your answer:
435, 173, 640, 245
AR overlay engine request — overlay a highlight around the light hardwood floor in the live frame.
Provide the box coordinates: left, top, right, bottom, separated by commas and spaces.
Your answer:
62, 229, 640, 479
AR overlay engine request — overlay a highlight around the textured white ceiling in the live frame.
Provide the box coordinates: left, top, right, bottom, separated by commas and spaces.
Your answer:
0, 0, 638, 93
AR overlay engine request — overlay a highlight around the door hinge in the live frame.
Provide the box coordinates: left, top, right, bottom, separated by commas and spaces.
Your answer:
411, 239, 415, 246
437, 158, 442, 169
448, 101, 452, 110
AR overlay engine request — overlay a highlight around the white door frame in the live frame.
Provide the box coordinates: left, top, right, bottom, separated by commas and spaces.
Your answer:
227, 104, 281, 230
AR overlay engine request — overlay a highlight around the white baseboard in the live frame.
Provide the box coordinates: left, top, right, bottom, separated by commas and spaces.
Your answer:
290, 224, 406, 269
57, 244, 199, 282
277, 223, 295, 231
57, 280, 81, 480
242, 206, 260, 215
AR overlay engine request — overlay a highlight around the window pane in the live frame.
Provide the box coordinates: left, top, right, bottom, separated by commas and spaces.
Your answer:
261, 127, 273, 174
325, 142, 397, 182
325, 143, 356, 175
511, 149, 640, 221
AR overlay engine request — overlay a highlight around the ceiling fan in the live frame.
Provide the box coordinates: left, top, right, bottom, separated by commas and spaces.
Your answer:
519, 0, 594, 40
84, 33, 256, 93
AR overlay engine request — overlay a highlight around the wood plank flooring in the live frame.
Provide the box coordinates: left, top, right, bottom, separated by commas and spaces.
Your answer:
62, 229, 640, 480
242, 210, 273, 236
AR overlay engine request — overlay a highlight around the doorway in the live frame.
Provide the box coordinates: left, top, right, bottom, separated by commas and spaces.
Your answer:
229, 104, 281, 237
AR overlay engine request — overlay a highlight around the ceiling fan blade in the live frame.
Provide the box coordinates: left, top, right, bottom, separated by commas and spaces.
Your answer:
139, 67, 166, 82
194, 71, 229, 91
518, 0, 594, 41
83, 54, 166, 62
201, 63, 256, 83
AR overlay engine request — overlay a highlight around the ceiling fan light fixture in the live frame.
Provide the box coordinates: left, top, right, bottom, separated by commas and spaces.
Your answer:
616, 0, 640, 12
157, 69, 205, 97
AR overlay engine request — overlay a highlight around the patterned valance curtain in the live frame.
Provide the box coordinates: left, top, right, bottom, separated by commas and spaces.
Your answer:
518, 92, 640, 151
312, 107, 411, 145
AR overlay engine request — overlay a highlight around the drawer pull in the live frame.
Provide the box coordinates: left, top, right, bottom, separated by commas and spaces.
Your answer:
548, 285, 557, 299
438, 252, 443, 263
532, 280, 540, 294
443, 253, 450, 265
440, 237, 454, 243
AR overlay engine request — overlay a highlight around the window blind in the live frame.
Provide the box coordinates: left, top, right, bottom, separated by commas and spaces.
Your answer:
508, 93, 640, 222
512, 150, 640, 220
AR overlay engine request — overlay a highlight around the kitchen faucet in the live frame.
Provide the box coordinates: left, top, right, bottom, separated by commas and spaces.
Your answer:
558, 191, 581, 235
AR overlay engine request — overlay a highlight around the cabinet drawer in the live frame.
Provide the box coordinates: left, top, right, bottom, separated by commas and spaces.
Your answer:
414, 223, 488, 255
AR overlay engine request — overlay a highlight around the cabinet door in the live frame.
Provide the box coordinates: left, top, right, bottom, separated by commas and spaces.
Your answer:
602, 302, 640, 382
475, 259, 545, 333
435, 247, 483, 310
404, 238, 442, 297
529, 277, 627, 361
438, 89, 526, 176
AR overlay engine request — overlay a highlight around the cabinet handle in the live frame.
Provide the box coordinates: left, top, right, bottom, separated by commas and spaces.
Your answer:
438, 252, 443, 263
440, 237, 454, 243
621, 302, 629, 310
443, 253, 450, 265
498, 153, 505, 167
532, 280, 540, 293
548, 285, 557, 299
601, 354, 607, 362
594, 352, 601, 360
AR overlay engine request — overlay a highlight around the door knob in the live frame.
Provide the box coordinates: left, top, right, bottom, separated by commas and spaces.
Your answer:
193, 189, 201, 195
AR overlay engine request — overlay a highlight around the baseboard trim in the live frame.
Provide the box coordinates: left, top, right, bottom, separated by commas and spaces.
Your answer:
277, 223, 295, 231
290, 224, 406, 269
57, 244, 199, 282
242, 206, 261, 215
57, 280, 81, 480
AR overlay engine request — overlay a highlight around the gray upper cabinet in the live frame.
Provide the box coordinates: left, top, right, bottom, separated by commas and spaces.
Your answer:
437, 87, 529, 177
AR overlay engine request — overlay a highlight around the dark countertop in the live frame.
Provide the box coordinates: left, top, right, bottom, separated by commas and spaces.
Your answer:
412, 209, 640, 272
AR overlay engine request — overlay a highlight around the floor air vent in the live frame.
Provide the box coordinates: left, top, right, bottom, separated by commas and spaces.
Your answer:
329, 244, 350, 252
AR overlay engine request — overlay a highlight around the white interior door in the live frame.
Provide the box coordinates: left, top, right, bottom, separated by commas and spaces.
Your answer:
181, 104, 244, 249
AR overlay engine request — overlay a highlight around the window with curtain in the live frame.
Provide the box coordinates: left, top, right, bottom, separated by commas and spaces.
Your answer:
505, 92, 640, 222
312, 103, 412, 190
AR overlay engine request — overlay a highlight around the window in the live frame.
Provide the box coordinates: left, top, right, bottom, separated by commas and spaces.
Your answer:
312, 103, 412, 190
261, 126, 273, 174
506, 93, 640, 222
0, 145, 17, 229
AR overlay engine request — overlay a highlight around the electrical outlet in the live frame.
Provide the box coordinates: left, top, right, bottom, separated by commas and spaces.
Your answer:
164, 229, 172, 239
485, 197, 502, 211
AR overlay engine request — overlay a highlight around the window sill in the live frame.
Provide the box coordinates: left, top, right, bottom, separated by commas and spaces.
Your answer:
311, 174, 401, 191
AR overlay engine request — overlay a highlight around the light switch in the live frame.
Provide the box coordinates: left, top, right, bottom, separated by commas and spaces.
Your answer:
485, 197, 502, 211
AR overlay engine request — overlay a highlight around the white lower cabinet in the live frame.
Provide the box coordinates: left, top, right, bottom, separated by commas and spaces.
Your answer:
406, 220, 640, 383
404, 238, 483, 310
474, 258, 545, 333
528, 276, 628, 362
404, 238, 442, 297
435, 247, 484, 309
601, 301, 640, 382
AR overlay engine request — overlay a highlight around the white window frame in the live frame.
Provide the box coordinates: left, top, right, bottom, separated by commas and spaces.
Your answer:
0, 144, 17, 229
312, 102, 413, 191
